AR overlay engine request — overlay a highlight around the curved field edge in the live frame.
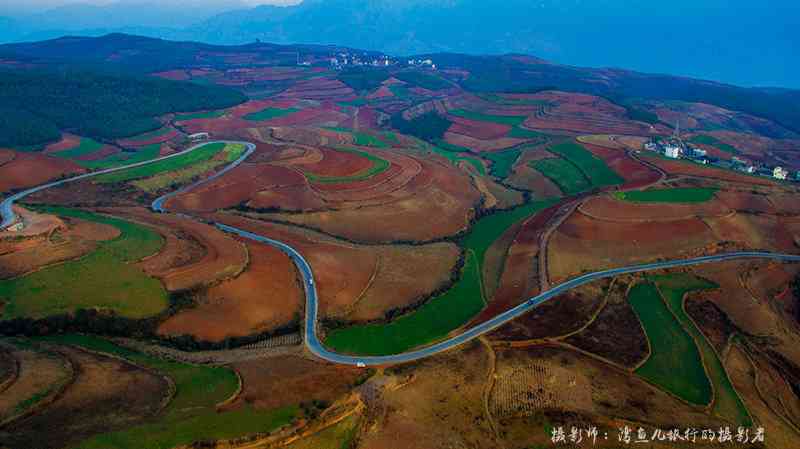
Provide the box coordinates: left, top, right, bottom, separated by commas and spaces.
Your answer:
37, 334, 297, 449
324, 200, 556, 356
304, 147, 391, 184
0, 206, 167, 320
131, 143, 247, 192
614, 188, 718, 204
649, 273, 752, 425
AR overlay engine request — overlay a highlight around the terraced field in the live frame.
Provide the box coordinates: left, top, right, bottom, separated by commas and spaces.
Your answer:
530, 158, 590, 195
132, 143, 247, 192
0, 207, 166, 320
244, 106, 299, 121
547, 142, 624, 189
304, 147, 390, 184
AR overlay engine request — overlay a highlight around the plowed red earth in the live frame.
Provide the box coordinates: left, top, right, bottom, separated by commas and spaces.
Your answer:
447, 116, 511, 140
117, 128, 179, 147
276, 78, 355, 101
157, 240, 303, 341
580, 195, 730, 221
444, 132, 526, 152
0, 149, 14, 167
298, 147, 374, 177
523, 91, 655, 135
76, 145, 120, 161
714, 191, 776, 214
153, 69, 190, 80
0, 151, 84, 194
43, 134, 81, 153
581, 143, 662, 189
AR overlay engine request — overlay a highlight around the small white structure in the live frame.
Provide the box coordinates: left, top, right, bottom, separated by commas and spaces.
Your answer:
744, 165, 757, 174
692, 147, 707, 157
5, 222, 24, 232
188, 132, 210, 142
664, 144, 682, 159
773, 166, 789, 180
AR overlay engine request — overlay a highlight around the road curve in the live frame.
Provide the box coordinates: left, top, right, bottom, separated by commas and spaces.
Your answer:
3, 139, 800, 367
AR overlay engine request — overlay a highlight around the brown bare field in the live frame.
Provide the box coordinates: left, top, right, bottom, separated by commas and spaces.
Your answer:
714, 190, 776, 214
577, 134, 648, 151
444, 132, 526, 152
262, 158, 479, 243
579, 195, 731, 221
705, 213, 798, 252
0, 217, 119, 280
106, 208, 247, 291
4, 345, 168, 449
447, 115, 512, 140
493, 345, 722, 448
523, 91, 655, 135
485, 178, 525, 209
359, 342, 496, 449
116, 128, 179, 147
153, 69, 190, 81
4, 206, 63, 238
0, 344, 71, 422
157, 240, 303, 342
367, 85, 394, 99
0, 152, 84, 194
226, 356, 362, 411
0, 149, 14, 167
276, 78, 355, 101
77, 145, 120, 161
490, 280, 607, 341
768, 194, 800, 215
640, 154, 778, 186
250, 184, 327, 211
346, 242, 460, 322
507, 163, 563, 198
565, 278, 649, 368
296, 147, 374, 177
548, 210, 716, 282
42, 134, 81, 154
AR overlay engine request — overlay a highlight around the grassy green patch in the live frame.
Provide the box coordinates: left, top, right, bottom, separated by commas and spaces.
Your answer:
476, 93, 548, 106
37, 335, 297, 449
0, 207, 166, 320
79, 143, 161, 170
448, 109, 527, 126
614, 188, 717, 204
52, 137, 104, 160
95, 142, 226, 183
305, 147, 390, 184
428, 143, 486, 175
353, 131, 389, 148
547, 142, 624, 188
530, 158, 591, 195
132, 143, 246, 192
688, 135, 740, 155
508, 126, 545, 140
394, 71, 450, 90
629, 282, 712, 406
484, 148, 522, 178
243, 107, 299, 121
325, 200, 556, 355
336, 98, 368, 108
650, 274, 751, 425
174, 110, 225, 121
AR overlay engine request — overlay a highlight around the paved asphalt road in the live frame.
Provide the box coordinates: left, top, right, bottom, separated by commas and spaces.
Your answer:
3, 139, 800, 367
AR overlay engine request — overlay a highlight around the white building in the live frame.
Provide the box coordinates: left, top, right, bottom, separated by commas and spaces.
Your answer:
773, 166, 789, 180
188, 132, 210, 141
691, 147, 707, 157
5, 222, 23, 232
664, 144, 682, 159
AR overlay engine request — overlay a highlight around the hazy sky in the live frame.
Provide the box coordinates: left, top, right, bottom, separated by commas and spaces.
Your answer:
0, 0, 300, 14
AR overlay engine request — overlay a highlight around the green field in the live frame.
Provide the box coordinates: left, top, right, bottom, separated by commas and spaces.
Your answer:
0, 207, 167, 320
688, 135, 740, 155
52, 137, 104, 160
484, 148, 522, 178
614, 188, 717, 203
393, 71, 451, 90
95, 142, 227, 183
305, 147, 390, 184
353, 131, 389, 148
174, 110, 225, 121
507, 126, 546, 140
476, 93, 549, 106
125, 127, 171, 142
37, 335, 297, 449
547, 142, 624, 188
325, 200, 556, 355
628, 282, 712, 406
428, 143, 486, 175
650, 274, 751, 425
243, 107, 299, 121
447, 109, 527, 127
530, 158, 591, 195
132, 143, 246, 192
79, 143, 162, 170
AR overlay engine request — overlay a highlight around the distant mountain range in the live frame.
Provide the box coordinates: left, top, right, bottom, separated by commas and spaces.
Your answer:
1, 0, 798, 89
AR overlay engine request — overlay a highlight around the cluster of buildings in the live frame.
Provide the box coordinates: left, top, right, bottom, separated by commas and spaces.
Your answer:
329, 52, 394, 69
644, 137, 797, 182
406, 58, 437, 70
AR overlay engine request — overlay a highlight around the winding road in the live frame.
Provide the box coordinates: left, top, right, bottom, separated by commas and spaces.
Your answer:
3, 139, 800, 366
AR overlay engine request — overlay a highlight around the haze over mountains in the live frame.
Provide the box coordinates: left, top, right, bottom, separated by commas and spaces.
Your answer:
0, 0, 797, 89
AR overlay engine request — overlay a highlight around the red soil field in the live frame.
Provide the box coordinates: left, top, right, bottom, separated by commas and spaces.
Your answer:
152, 69, 190, 81
0, 149, 15, 167
250, 184, 327, 211
296, 147, 374, 177
116, 128, 179, 147
276, 77, 355, 101
443, 132, 526, 152
43, 134, 81, 154
767, 194, 800, 215
76, 145, 121, 161
580, 195, 731, 221
523, 91, 655, 135
157, 240, 303, 341
714, 191, 777, 214
367, 85, 394, 99
106, 208, 248, 291
0, 151, 84, 194
446, 116, 511, 140
640, 154, 778, 186
548, 210, 716, 282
